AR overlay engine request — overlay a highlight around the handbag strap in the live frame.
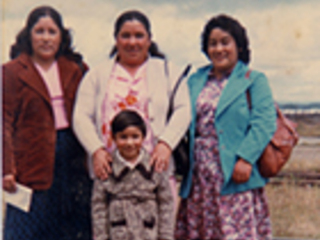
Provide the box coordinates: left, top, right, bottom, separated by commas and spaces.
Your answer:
166, 64, 192, 122
245, 70, 298, 137
245, 70, 252, 110
245, 69, 280, 114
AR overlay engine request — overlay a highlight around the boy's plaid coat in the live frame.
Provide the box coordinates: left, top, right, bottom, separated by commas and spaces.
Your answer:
92, 149, 174, 240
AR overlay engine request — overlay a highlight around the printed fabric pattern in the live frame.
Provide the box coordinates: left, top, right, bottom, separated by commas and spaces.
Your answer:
101, 62, 154, 153
175, 75, 272, 240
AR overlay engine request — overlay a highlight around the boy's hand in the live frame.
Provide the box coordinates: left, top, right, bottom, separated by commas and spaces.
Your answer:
93, 147, 112, 180
150, 141, 172, 172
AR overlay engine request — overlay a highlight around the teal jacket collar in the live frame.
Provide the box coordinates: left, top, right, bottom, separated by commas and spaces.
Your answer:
215, 62, 252, 119
188, 61, 252, 122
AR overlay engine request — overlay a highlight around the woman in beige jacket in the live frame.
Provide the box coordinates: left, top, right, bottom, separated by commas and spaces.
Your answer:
73, 10, 190, 206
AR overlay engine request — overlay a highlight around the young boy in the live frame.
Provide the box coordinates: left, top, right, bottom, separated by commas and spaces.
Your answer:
91, 110, 174, 240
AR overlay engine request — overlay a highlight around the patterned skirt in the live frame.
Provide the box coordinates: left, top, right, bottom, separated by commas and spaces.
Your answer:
175, 136, 272, 240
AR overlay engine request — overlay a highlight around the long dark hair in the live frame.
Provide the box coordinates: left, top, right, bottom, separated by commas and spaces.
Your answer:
10, 5, 83, 63
109, 10, 165, 59
201, 14, 250, 64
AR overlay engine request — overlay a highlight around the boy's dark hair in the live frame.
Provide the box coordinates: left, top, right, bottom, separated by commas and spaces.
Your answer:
111, 110, 147, 137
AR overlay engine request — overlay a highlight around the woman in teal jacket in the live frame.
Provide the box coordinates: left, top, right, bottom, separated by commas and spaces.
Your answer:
176, 15, 276, 240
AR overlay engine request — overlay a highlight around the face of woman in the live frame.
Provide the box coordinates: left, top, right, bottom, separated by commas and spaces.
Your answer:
116, 19, 151, 67
30, 16, 61, 62
207, 28, 238, 75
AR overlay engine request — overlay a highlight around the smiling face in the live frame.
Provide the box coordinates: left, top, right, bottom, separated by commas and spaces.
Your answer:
113, 126, 144, 163
116, 19, 151, 67
30, 16, 61, 62
207, 28, 238, 77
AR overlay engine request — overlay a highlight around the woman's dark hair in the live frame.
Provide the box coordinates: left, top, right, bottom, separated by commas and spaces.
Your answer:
109, 10, 165, 59
111, 110, 147, 138
10, 5, 82, 63
201, 14, 250, 64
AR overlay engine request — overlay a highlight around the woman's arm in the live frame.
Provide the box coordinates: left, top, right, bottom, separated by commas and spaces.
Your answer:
236, 72, 277, 164
159, 63, 191, 150
232, 71, 276, 183
2, 65, 18, 191
73, 70, 112, 179
73, 70, 105, 155
150, 63, 191, 172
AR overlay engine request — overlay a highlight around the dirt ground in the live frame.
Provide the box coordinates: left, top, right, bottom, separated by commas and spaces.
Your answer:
266, 144, 320, 239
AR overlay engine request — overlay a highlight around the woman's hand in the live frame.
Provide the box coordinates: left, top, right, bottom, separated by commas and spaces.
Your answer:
93, 147, 113, 180
150, 141, 172, 172
3, 174, 17, 192
232, 158, 252, 184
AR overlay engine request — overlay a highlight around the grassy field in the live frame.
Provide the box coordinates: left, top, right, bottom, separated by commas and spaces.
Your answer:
266, 145, 320, 239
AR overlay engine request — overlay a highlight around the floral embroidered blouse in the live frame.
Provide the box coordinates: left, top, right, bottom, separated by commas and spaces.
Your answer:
101, 61, 155, 153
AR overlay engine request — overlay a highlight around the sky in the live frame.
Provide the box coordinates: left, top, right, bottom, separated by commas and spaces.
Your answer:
1, 0, 319, 103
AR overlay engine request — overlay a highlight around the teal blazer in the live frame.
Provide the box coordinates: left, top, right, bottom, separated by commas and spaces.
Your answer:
180, 61, 277, 198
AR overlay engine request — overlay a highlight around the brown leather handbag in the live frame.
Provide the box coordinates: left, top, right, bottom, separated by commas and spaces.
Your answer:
246, 71, 299, 177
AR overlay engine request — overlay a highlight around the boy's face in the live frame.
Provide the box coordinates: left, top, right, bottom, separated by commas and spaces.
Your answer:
113, 126, 144, 162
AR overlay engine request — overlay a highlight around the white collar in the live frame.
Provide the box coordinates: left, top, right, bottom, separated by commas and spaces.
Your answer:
115, 149, 144, 170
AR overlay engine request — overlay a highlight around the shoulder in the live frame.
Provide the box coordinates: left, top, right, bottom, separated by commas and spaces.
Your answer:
2, 61, 19, 81
187, 64, 211, 84
2, 55, 32, 87
57, 56, 84, 73
2, 58, 19, 70
147, 56, 165, 66
230, 60, 266, 82
2, 54, 27, 73
95, 58, 114, 71
248, 69, 267, 81
2, 59, 20, 90
244, 66, 274, 101
191, 64, 211, 77
247, 68, 270, 89
147, 57, 180, 77
232, 61, 269, 87
84, 58, 114, 80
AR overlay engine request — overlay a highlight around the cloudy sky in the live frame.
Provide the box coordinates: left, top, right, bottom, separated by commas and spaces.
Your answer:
1, 0, 319, 103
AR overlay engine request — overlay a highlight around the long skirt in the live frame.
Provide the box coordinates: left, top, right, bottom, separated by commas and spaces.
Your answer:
4, 128, 93, 240
175, 136, 272, 240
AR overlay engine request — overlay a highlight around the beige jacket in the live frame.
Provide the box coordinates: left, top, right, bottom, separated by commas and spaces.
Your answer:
91, 150, 174, 240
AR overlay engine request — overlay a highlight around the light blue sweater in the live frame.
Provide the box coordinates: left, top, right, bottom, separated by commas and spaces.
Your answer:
180, 61, 276, 198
